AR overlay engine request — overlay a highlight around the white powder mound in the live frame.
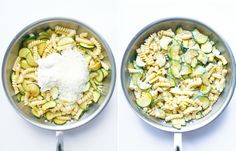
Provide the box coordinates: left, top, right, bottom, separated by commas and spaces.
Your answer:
37, 49, 89, 102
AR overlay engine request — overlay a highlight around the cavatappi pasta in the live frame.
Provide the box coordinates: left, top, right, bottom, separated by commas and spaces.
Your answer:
11, 25, 110, 125
128, 27, 227, 129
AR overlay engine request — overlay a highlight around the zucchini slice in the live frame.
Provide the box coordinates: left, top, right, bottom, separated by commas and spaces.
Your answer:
155, 53, 166, 68
136, 92, 152, 108
131, 73, 143, 85
20, 60, 32, 69
197, 52, 208, 64
153, 108, 166, 119
135, 56, 146, 67
37, 42, 46, 56
170, 60, 181, 78
58, 37, 74, 46
160, 36, 172, 50
201, 41, 212, 53
79, 43, 95, 49
89, 62, 101, 71
16, 93, 22, 102
26, 53, 37, 67
137, 80, 151, 90
201, 72, 210, 85
200, 85, 211, 94
28, 83, 40, 97
54, 118, 67, 125
172, 119, 186, 129
42, 101, 57, 110
169, 44, 180, 60
22, 80, 30, 91
45, 112, 61, 121
191, 65, 206, 77
184, 49, 198, 64
92, 91, 101, 103
95, 70, 104, 82
101, 68, 109, 78
19, 48, 31, 58
101, 61, 110, 71
198, 96, 210, 109
31, 107, 41, 118
192, 29, 208, 44
180, 64, 192, 75
176, 27, 183, 34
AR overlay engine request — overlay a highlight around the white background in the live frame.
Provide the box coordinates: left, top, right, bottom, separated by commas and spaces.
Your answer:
1, 0, 236, 151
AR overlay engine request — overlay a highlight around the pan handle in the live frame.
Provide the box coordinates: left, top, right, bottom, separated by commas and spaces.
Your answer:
56, 131, 64, 151
174, 133, 182, 151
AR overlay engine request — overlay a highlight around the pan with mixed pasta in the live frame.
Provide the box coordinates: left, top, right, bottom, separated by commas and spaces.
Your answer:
128, 27, 228, 129
11, 25, 110, 125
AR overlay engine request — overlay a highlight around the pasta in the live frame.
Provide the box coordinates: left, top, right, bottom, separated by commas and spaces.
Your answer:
128, 27, 228, 129
11, 25, 110, 125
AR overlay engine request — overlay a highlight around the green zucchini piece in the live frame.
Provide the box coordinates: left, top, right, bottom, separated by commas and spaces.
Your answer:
170, 60, 181, 78
191, 65, 206, 77
197, 52, 208, 64
176, 27, 183, 34
136, 92, 152, 108
192, 29, 208, 44
10, 71, 15, 82
16, 93, 22, 102
181, 40, 188, 52
101, 61, 110, 71
153, 108, 166, 119
198, 96, 210, 109
23, 33, 36, 47
184, 49, 198, 64
128, 61, 134, 69
37, 32, 49, 40
191, 57, 198, 68
92, 91, 101, 103
172, 119, 186, 129
89, 62, 101, 71
45, 112, 61, 121
22, 80, 30, 91
155, 53, 166, 67
201, 72, 210, 85
180, 64, 192, 75
79, 101, 91, 111
37, 42, 46, 56
19, 48, 31, 58
95, 70, 104, 82
101, 68, 109, 78
135, 56, 146, 67
31, 107, 41, 118
200, 85, 211, 94
20, 60, 32, 69
42, 101, 57, 110
26, 53, 37, 67
160, 36, 172, 50
54, 118, 67, 125
137, 80, 151, 90
79, 43, 95, 49
131, 73, 143, 85
201, 41, 212, 53
188, 39, 196, 48
28, 83, 40, 97
169, 44, 180, 60
58, 37, 74, 46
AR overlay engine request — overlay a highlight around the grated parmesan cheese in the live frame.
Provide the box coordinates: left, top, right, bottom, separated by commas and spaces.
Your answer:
37, 49, 89, 102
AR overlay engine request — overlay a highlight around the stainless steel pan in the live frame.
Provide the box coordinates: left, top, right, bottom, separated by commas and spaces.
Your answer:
2, 18, 116, 151
121, 18, 235, 151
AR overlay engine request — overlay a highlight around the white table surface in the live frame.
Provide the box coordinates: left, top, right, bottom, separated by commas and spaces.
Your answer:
1, 0, 236, 151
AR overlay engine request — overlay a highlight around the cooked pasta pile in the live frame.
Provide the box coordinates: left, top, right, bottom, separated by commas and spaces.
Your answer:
128, 27, 227, 129
11, 25, 110, 125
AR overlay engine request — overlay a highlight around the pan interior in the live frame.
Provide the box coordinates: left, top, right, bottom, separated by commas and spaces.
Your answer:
121, 18, 236, 133
2, 18, 115, 131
